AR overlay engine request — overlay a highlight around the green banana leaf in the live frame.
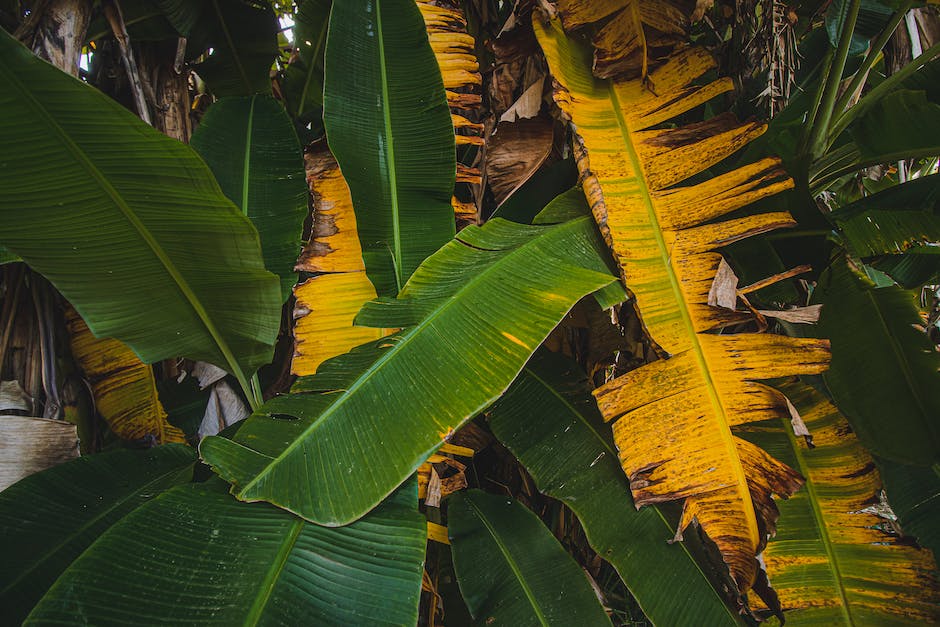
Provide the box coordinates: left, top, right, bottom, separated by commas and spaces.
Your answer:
282, 0, 330, 122
323, 0, 456, 296
488, 351, 740, 626
0, 445, 196, 624
0, 246, 19, 265
191, 95, 307, 300
26, 479, 426, 625
448, 490, 611, 626
201, 212, 617, 525
0, 30, 281, 393
192, 0, 278, 97
871, 248, 940, 289
86, 0, 206, 41
736, 380, 940, 625
850, 89, 940, 161
825, 0, 893, 56
878, 458, 940, 559
813, 259, 940, 466
830, 174, 940, 258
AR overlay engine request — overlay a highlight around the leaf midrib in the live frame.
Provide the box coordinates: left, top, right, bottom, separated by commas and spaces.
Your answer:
233, 217, 612, 499
298, 13, 328, 112
605, 81, 760, 547
210, 0, 253, 93
465, 496, 550, 626
779, 393, 855, 625
241, 96, 256, 216
375, 0, 404, 291
244, 515, 305, 626
0, 55, 251, 392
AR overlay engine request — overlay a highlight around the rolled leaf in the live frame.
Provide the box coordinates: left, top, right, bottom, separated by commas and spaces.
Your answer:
489, 351, 740, 625
448, 490, 611, 626
191, 95, 307, 300
535, 12, 830, 593
201, 213, 617, 525
324, 0, 456, 296
737, 380, 940, 624
0, 29, 281, 387
0, 445, 196, 623
26, 479, 426, 625
813, 259, 940, 465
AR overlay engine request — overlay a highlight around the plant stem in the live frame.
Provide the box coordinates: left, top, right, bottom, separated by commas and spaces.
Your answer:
830, 2, 913, 128
249, 373, 263, 410
808, 0, 862, 159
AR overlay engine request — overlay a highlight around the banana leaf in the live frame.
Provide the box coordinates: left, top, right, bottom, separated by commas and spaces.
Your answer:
489, 351, 741, 625
736, 380, 939, 625
0, 29, 281, 392
26, 479, 426, 625
191, 0, 278, 97
191, 95, 307, 300
0, 445, 196, 624
878, 458, 940, 559
534, 12, 830, 594
65, 306, 185, 444
830, 174, 940, 258
323, 0, 456, 296
201, 211, 617, 525
813, 258, 940, 465
281, 0, 330, 122
448, 490, 611, 626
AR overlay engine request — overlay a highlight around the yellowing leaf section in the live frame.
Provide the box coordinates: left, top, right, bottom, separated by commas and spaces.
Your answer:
65, 307, 184, 444
742, 381, 939, 625
535, 14, 830, 593
556, 0, 688, 80
292, 146, 386, 376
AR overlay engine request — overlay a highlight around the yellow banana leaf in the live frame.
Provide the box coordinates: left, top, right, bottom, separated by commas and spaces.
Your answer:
555, 0, 688, 79
292, 146, 386, 376
534, 13, 830, 594
64, 307, 185, 444
417, 0, 484, 221
740, 380, 940, 624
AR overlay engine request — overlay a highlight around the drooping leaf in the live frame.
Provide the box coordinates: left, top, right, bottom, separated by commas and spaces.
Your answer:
281, 0, 330, 122
737, 380, 940, 625
555, 0, 688, 80
65, 306, 185, 445
291, 144, 387, 376
192, 0, 278, 97
850, 89, 940, 161
871, 248, 940, 289
191, 95, 307, 300
534, 13, 830, 593
830, 174, 940, 258
0, 29, 281, 389
813, 258, 940, 465
0, 445, 196, 624
201, 212, 617, 525
448, 490, 612, 626
489, 351, 741, 625
26, 479, 426, 625
486, 116, 555, 207
825, 0, 894, 55
323, 0, 456, 296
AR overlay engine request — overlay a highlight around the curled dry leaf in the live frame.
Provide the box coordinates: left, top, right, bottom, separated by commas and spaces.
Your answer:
486, 115, 555, 206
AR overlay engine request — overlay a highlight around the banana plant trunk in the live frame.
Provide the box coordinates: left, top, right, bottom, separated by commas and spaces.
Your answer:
18, 0, 91, 76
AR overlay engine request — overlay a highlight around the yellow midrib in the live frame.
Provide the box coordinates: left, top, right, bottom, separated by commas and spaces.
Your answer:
604, 81, 760, 551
